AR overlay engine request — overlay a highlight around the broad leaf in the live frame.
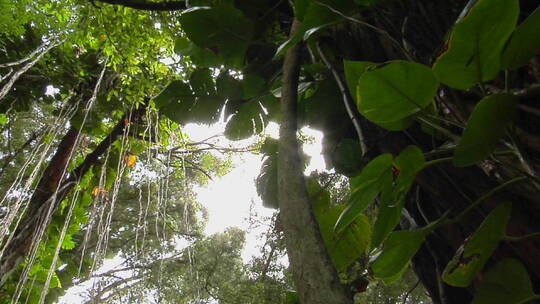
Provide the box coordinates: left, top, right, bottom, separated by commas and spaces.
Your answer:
343, 60, 376, 100
371, 224, 433, 281
216, 73, 243, 100
190, 68, 216, 96
472, 259, 538, 304
453, 93, 517, 167
174, 36, 221, 67
179, 6, 254, 67
334, 154, 393, 232
256, 138, 279, 209
432, 0, 519, 89
186, 96, 223, 124
371, 146, 425, 249
357, 61, 438, 128
310, 181, 371, 271
443, 201, 512, 287
154, 80, 194, 109
502, 8, 540, 70
241, 74, 267, 99
224, 101, 266, 140
154, 80, 195, 124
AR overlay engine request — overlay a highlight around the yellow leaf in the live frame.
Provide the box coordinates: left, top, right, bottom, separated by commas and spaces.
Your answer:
124, 154, 137, 167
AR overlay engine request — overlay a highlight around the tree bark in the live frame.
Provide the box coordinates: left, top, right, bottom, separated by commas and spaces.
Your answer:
278, 19, 353, 304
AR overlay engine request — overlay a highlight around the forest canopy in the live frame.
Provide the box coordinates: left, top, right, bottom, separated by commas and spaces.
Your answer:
0, 0, 540, 303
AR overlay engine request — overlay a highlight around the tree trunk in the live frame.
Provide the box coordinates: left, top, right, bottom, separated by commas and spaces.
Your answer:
278, 19, 353, 304
0, 126, 80, 286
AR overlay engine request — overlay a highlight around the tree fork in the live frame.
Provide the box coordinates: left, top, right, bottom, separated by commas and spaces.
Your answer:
277, 19, 353, 304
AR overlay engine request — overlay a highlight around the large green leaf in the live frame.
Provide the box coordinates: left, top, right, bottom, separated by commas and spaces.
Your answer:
216, 72, 243, 100
453, 93, 518, 167
310, 181, 371, 271
179, 6, 254, 67
190, 68, 216, 96
224, 101, 266, 140
343, 60, 376, 100
432, 0, 519, 89
155, 77, 222, 124
185, 96, 223, 124
334, 154, 394, 232
502, 8, 540, 70
154, 80, 194, 109
371, 224, 434, 281
356, 61, 438, 128
371, 146, 425, 249
443, 201, 512, 287
256, 138, 279, 209
472, 259, 538, 304
174, 36, 221, 67
319, 207, 371, 271
155, 81, 197, 123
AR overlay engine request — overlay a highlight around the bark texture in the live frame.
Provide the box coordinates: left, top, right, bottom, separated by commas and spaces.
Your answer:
277, 19, 353, 304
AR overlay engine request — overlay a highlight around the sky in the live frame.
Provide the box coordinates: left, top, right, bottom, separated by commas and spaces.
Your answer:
186, 121, 326, 261
59, 121, 326, 303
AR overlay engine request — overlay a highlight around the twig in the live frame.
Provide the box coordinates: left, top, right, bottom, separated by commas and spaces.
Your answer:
0, 37, 65, 102
449, 176, 527, 224
402, 279, 420, 304
504, 231, 540, 242
312, 0, 413, 60
315, 42, 367, 156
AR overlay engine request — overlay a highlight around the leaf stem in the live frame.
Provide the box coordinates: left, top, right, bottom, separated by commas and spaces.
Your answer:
424, 157, 454, 167
448, 176, 527, 224
315, 42, 367, 156
504, 231, 540, 242
416, 116, 459, 140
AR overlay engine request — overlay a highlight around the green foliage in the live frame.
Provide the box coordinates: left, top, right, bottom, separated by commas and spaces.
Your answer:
371, 146, 425, 249
372, 228, 428, 283
309, 180, 371, 271
472, 259, 539, 304
453, 93, 518, 167
2, 0, 540, 303
225, 101, 266, 140
432, 0, 519, 89
502, 7, 540, 70
443, 202, 512, 287
179, 6, 254, 67
174, 36, 222, 68
256, 138, 280, 209
372, 219, 440, 283
334, 154, 393, 232
356, 61, 438, 129
277, 0, 347, 56
343, 60, 375, 100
